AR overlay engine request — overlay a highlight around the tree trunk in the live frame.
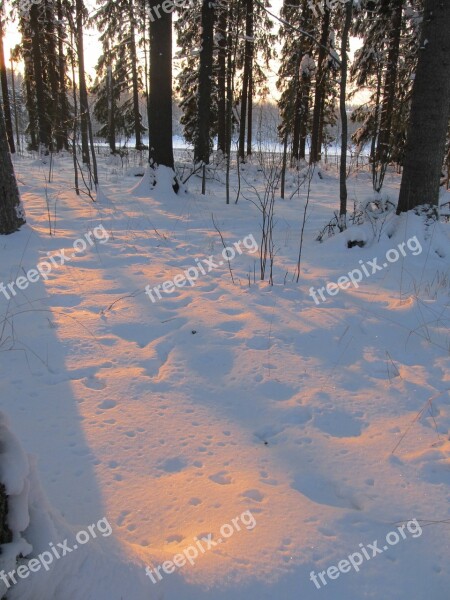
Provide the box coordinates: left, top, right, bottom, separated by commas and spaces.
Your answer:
299, 74, 310, 160
128, 0, 142, 150
0, 482, 12, 545
225, 26, 234, 204
246, 69, 253, 156
291, 84, 302, 165
10, 58, 21, 153
44, 1, 60, 151
216, 7, 227, 155
0, 13, 15, 153
374, 0, 403, 192
56, 0, 69, 151
148, 0, 175, 172
309, 1, 330, 164
397, 0, 450, 214
75, 0, 90, 165
238, 0, 253, 162
194, 0, 215, 167
30, 4, 52, 153
0, 101, 25, 234
22, 26, 38, 152
107, 65, 116, 154
70, 32, 80, 195
339, 0, 352, 226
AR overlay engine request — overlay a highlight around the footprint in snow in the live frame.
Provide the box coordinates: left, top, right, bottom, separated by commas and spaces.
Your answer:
209, 471, 233, 485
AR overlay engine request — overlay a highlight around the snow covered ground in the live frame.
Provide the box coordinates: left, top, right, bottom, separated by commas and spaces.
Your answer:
0, 151, 449, 599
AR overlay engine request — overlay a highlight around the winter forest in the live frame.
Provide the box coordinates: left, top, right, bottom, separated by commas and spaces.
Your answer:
0, 0, 449, 598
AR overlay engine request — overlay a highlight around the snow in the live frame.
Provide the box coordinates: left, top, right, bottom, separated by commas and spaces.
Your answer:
0, 152, 449, 599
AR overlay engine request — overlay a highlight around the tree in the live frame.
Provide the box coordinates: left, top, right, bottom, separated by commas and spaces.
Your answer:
277, 0, 316, 165
148, 0, 176, 174
350, 0, 422, 191
75, 0, 90, 164
194, 0, 215, 172
397, 0, 450, 213
309, 1, 332, 164
338, 0, 353, 229
0, 101, 25, 234
55, 0, 70, 151
15, 0, 71, 153
237, 0, 253, 161
373, 0, 403, 191
0, 7, 15, 153
91, 0, 145, 150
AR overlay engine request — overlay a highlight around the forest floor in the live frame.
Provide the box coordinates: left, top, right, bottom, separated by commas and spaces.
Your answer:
1, 151, 450, 599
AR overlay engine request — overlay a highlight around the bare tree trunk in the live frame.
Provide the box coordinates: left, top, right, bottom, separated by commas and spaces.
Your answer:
397, 0, 450, 214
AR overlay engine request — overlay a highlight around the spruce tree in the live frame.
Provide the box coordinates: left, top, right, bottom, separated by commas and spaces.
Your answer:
91, 0, 145, 151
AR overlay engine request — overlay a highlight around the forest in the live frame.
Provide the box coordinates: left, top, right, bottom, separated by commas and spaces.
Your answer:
0, 0, 449, 599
